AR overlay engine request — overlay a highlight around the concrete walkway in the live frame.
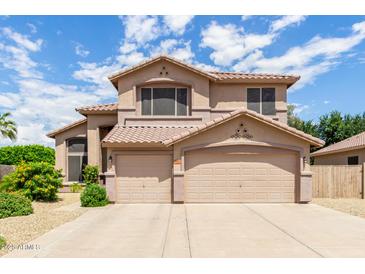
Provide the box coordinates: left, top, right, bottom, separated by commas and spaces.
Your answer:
4, 203, 365, 258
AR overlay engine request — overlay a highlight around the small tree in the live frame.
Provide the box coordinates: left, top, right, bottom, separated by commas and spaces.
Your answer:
82, 165, 99, 185
0, 112, 17, 141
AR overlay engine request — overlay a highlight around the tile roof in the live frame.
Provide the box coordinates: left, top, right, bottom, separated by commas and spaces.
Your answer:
311, 131, 365, 157
76, 103, 118, 114
207, 71, 300, 82
102, 125, 194, 144
107, 55, 299, 86
162, 108, 324, 147
47, 118, 87, 138
102, 109, 324, 147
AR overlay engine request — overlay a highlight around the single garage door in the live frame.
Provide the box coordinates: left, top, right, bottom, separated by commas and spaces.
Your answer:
185, 147, 298, 203
116, 154, 172, 203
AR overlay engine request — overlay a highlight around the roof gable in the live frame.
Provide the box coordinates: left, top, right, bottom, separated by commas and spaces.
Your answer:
162, 108, 324, 147
47, 118, 87, 138
108, 55, 217, 84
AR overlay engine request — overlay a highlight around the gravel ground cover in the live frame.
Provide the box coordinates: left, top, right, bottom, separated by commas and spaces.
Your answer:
312, 198, 365, 219
0, 193, 86, 256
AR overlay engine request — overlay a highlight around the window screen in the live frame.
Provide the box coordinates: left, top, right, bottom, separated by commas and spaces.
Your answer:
177, 88, 188, 116
247, 88, 261, 113
141, 88, 152, 115
348, 156, 359, 165
153, 88, 175, 115
262, 88, 276, 115
68, 138, 87, 153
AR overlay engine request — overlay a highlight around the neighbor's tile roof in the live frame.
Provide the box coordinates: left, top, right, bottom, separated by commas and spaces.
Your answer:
207, 71, 300, 81
47, 118, 87, 138
311, 131, 365, 157
102, 125, 194, 144
102, 108, 324, 147
76, 103, 118, 114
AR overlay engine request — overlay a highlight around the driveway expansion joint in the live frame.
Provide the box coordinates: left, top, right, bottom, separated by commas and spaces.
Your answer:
243, 204, 325, 258
184, 205, 192, 258
161, 204, 173, 258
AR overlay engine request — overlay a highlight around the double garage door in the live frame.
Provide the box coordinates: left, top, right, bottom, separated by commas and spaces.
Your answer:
115, 148, 298, 203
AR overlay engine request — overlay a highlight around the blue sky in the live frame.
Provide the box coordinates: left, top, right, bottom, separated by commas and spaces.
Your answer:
0, 15, 365, 146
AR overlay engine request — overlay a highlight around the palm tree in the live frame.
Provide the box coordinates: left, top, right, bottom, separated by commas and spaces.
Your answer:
0, 112, 17, 141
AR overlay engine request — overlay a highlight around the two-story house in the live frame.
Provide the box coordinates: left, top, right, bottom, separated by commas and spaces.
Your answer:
47, 55, 324, 204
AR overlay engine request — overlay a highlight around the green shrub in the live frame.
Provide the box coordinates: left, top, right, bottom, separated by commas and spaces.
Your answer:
0, 192, 33, 219
0, 162, 62, 201
0, 145, 55, 165
70, 183, 83, 193
82, 165, 99, 185
80, 184, 108, 207
0, 235, 5, 249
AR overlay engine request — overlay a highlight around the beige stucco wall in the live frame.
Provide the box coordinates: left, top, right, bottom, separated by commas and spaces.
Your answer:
313, 148, 365, 165
87, 114, 118, 170
117, 59, 210, 112
54, 122, 87, 178
210, 83, 288, 123
115, 59, 290, 125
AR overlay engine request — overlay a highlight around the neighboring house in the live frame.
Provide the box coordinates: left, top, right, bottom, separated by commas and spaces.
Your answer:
47, 55, 324, 204
312, 131, 365, 165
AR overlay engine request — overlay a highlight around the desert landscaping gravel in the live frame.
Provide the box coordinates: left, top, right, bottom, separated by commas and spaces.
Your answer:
0, 193, 86, 256
313, 198, 365, 219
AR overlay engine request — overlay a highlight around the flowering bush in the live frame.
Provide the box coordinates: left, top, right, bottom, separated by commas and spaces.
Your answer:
0, 162, 62, 201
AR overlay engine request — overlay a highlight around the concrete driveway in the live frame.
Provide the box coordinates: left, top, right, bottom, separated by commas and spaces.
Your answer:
5, 203, 365, 258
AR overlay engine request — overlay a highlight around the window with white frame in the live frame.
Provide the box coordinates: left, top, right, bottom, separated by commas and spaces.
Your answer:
141, 87, 188, 116
247, 88, 276, 115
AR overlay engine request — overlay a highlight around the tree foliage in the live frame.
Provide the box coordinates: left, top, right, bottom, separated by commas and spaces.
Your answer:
0, 112, 17, 141
0, 162, 62, 201
288, 104, 365, 148
0, 145, 55, 165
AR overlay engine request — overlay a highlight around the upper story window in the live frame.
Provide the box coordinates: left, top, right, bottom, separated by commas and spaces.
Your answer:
247, 88, 276, 115
141, 87, 188, 116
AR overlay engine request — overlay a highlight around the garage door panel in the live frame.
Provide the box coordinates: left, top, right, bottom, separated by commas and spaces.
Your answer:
185, 148, 297, 203
116, 154, 172, 203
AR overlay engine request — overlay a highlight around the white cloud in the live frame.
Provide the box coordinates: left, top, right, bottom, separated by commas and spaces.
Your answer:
26, 23, 37, 34
151, 39, 194, 62
241, 16, 252, 21
233, 20, 365, 90
121, 15, 160, 45
74, 42, 90, 57
200, 21, 275, 66
2, 27, 42, 52
324, 100, 330, 104
292, 103, 309, 115
163, 15, 194, 35
270, 16, 306, 33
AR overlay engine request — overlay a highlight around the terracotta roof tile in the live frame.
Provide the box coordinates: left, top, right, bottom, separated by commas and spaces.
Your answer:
102, 125, 194, 144
102, 109, 324, 147
311, 131, 365, 156
47, 118, 87, 138
207, 71, 300, 82
107, 55, 299, 86
76, 103, 117, 114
